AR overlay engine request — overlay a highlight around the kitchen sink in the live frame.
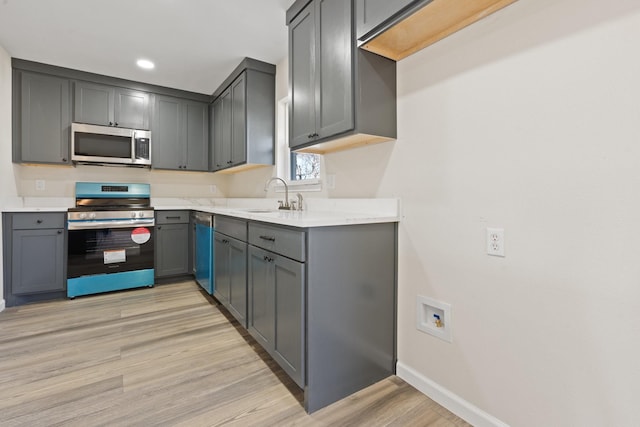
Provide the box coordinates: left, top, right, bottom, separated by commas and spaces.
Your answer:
240, 208, 278, 213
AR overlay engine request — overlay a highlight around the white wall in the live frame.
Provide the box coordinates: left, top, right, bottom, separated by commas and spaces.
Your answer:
4, 0, 640, 422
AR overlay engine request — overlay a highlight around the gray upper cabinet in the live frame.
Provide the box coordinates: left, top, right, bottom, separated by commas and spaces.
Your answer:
210, 58, 275, 173
230, 73, 247, 168
13, 71, 71, 165
356, 0, 416, 40
287, 0, 397, 154
289, 4, 316, 148
153, 95, 209, 171
291, 0, 355, 147
356, 0, 518, 61
211, 88, 231, 171
74, 81, 150, 129
114, 88, 151, 129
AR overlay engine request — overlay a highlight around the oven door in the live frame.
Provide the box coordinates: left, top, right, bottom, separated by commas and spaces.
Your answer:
67, 224, 154, 278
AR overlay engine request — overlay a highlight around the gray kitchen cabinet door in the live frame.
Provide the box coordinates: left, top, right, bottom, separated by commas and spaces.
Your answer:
316, 0, 354, 140
355, 0, 416, 39
185, 100, 209, 171
230, 72, 246, 167
155, 223, 189, 277
18, 72, 71, 164
248, 245, 275, 349
211, 96, 225, 171
114, 88, 150, 130
214, 232, 230, 303
153, 95, 185, 170
289, 3, 316, 148
220, 89, 233, 168
11, 228, 65, 295
272, 255, 305, 388
289, 0, 354, 147
227, 237, 247, 326
74, 81, 114, 126
190, 212, 197, 275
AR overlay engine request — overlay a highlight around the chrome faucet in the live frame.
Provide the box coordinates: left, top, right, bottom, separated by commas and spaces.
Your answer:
296, 193, 303, 211
264, 177, 291, 210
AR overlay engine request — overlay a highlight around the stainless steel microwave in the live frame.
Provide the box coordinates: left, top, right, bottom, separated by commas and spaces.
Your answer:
71, 123, 151, 167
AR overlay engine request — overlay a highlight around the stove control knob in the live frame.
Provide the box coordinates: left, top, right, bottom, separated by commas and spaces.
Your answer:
131, 212, 137, 218
89, 213, 97, 219
139, 212, 145, 218
79, 213, 87, 220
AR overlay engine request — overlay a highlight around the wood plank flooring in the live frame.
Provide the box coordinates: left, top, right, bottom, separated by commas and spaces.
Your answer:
0, 281, 471, 426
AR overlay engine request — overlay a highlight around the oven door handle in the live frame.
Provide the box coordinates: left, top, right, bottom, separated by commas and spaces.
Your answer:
68, 219, 155, 230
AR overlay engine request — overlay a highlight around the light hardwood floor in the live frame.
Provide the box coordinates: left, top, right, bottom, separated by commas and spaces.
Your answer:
0, 281, 471, 426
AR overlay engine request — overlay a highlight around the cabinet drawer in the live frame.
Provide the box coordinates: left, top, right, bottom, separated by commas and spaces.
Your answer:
215, 216, 247, 241
156, 210, 190, 224
11, 213, 65, 230
249, 222, 306, 262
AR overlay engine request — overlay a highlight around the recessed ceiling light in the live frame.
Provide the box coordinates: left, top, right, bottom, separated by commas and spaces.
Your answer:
136, 59, 155, 70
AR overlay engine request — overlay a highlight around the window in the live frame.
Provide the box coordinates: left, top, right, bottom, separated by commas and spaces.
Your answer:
291, 152, 321, 181
276, 97, 322, 190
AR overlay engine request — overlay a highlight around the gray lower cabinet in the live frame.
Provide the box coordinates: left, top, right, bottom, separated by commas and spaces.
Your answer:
2, 212, 67, 307
210, 59, 275, 173
214, 216, 248, 326
155, 211, 190, 278
153, 95, 209, 171
247, 220, 397, 413
355, 0, 416, 39
248, 244, 305, 388
13, 71, 71, 165
287, 0, 397, 153
74, 81, 150, 129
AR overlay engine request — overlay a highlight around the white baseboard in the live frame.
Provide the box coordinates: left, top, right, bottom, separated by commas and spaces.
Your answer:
0, 299, 5, 312
396, 361, 510, 427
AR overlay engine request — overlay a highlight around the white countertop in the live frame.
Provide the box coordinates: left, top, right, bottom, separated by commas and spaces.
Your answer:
2, 197, 400, 228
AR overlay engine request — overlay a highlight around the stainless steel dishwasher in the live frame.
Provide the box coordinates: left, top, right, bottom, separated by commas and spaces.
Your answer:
194, 212, 214, 294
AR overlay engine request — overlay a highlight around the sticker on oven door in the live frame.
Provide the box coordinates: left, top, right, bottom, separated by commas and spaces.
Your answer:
104, 249, 126, 264
131, 227, 151, 244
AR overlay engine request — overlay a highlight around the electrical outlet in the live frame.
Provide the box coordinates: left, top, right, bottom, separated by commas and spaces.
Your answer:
325, 174, 336, 190
209, 185, 217, 194
487, 227, 505, 257
35, 180, 45, 191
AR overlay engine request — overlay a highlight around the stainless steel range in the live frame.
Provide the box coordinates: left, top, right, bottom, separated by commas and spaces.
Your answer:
67, 182, 155, 298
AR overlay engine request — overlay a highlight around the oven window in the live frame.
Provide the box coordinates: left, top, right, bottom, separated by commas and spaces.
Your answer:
67, 227, 154, 278
74, 133, 132, 158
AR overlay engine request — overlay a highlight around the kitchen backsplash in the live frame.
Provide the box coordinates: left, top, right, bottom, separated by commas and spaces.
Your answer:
16, 164, 230, 198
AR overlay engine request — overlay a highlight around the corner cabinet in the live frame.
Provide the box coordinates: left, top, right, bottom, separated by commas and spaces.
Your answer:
12, 71, 72, 165
2, 212, 67, 307
287, 0, 397, 154
155, 211, 191, 278
152, 95, 209, 171
74, 81, 150, 130
210, 58, 276, 173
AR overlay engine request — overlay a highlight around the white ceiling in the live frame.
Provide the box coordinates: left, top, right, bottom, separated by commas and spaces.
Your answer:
0, 0, 295, 94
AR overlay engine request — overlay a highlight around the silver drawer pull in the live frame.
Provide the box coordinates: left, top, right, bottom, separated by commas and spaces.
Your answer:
259, 235, 275, 242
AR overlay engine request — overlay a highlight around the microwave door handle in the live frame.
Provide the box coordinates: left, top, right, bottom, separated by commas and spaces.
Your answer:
131, 132, 136, 161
